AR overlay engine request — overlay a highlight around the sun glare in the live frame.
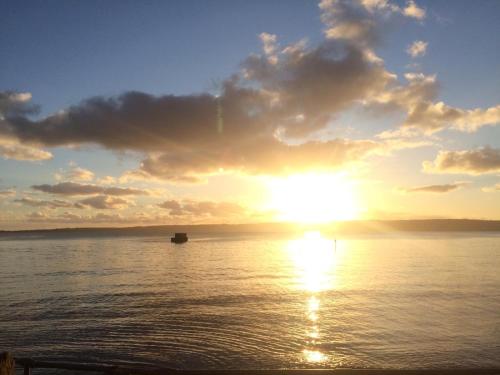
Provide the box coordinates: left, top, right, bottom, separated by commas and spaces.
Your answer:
267, 173, 360, 223
288, 231, 337, 292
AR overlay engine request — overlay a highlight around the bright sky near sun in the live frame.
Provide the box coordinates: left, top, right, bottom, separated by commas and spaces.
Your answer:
1, 0, 499, 229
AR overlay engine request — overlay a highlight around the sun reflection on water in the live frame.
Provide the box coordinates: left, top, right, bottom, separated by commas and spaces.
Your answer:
287, 231, 338, 364
288, 231, 337, 292
303, 349, 326, 363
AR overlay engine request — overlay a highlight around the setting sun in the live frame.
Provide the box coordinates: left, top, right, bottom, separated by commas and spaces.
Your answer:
267, 173, 360, 223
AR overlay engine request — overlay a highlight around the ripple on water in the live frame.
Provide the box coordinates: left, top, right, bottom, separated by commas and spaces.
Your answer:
1, 234, 500, 369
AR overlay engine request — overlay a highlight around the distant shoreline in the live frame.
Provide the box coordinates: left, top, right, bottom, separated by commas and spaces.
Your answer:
1, 219, 500, 238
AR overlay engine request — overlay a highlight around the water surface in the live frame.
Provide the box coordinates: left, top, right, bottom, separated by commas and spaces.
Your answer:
1, 232, 499, 369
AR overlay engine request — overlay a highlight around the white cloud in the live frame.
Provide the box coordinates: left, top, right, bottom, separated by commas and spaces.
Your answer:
403, 0, 426, 20
31, 182, 149, 196
407, 40, 428, 57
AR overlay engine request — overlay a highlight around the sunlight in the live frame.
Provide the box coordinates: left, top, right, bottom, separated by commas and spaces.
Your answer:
303, 349, 326, 363
267, 173, 360, 223
288, 231, 337, 292
288, 231, 334, 364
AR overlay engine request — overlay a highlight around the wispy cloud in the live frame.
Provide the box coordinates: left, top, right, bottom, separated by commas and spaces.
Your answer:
31, 182, 149, 196
14, 197, 78, 209
407, 40, 428, 57
399, 182, 467, 194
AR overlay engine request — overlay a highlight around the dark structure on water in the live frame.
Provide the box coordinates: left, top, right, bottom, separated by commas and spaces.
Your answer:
171, 233, 188, 244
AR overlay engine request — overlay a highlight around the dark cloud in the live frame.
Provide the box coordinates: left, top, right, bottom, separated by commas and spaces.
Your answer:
423, 147, 500, 175
0, 0, 468, 178
0, 6, 394, 180
31, 182, 148, 196
400, 182, 466, 194
0, 92, 37, 117
242, 41, 391, 137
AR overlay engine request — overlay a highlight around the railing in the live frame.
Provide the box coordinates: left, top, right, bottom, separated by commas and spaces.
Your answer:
2, 354, 500, 375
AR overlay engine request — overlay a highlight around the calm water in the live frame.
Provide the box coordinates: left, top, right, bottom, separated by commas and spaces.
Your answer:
1, 232, 500, 369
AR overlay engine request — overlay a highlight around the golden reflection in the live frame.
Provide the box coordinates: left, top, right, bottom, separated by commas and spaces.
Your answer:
307, 325, 319, 339
308, 295, 320, 311
288, 231, 338, 364
303, 349, 326, 363
288, 231, 336, 292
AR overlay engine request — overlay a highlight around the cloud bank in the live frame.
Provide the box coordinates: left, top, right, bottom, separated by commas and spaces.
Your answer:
0, 0, 435, 182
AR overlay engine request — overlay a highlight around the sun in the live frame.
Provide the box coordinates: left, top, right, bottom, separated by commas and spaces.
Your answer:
266, 172, 360, 223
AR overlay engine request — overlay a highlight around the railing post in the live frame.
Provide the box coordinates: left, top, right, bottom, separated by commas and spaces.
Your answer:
0, 352, 15, 375
23, 364, 31, 375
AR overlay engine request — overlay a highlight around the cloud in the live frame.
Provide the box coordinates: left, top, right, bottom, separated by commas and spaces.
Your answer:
1, 32, 394, 181
372, 73, 500, 134
0, 0, 429, 181
320, 0, 424, 48
26, 211, 146, 224
482, 183, 500, 193
0, 92, 51, 161
55, 164, 95, 182
0, 0, 468, 181
0, 137, 52, 161
399, 182, 467, 193
259, 32, 279, 64
423, 147, 500, 175
77, 195, 130, 209
14, 197, 81, 209
31, 182, 149, 196
403, 0, 426, 20
407, 40, 427, 57
138, 138, 383, 180
158, 199, 247, 218
0, 91, 36, 117
96, 176, 116, 185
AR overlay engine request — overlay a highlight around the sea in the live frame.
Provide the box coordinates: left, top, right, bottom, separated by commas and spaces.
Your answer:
1, 231, 500, 370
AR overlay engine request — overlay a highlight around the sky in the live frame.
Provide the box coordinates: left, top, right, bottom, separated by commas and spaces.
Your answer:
1, 0, 499, 229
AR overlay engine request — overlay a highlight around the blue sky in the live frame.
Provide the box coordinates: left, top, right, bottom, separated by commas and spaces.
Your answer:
1, 0, 499, 228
